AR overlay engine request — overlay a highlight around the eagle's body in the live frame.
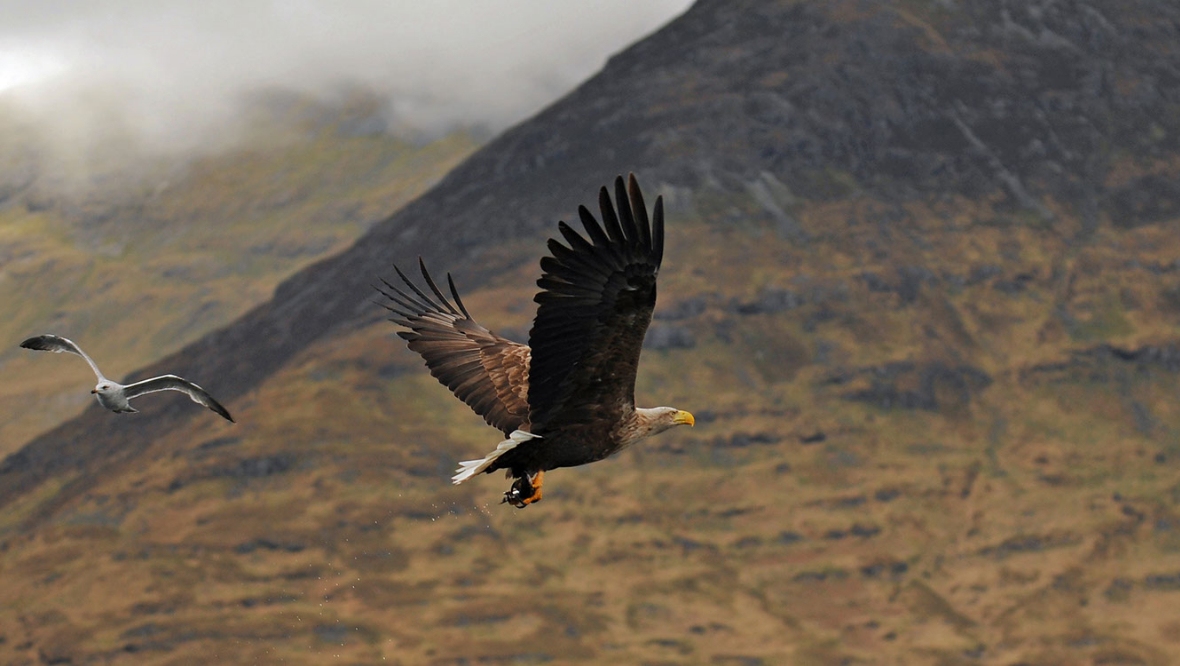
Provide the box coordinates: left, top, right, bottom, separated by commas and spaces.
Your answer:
380, 175, 692, 506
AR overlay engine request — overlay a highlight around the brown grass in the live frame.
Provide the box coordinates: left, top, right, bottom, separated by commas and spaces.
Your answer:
5, 138, 1180, 664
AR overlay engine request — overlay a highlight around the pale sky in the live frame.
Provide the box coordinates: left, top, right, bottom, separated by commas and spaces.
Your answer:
0, 1, 694, 162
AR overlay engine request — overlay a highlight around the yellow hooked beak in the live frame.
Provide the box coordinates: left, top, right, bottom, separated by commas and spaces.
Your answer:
674, 410, 695, 427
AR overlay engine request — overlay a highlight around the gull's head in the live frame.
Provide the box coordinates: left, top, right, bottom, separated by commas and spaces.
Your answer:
92, 383, 113, 395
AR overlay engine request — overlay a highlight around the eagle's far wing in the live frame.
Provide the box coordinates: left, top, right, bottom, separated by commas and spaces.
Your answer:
379, 259, 531, 435
526, 174, 664, 434
122, 374, 235, 422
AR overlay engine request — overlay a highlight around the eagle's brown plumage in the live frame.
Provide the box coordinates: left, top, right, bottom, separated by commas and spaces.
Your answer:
379, 174, 693, 507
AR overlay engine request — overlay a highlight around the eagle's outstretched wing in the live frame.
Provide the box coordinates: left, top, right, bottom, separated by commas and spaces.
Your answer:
379, 260, 531, 435
526, 174, 664, 435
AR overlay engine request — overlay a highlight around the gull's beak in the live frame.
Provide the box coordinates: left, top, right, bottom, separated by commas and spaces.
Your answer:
674, 410, 695, 427
90, 389, 97, 394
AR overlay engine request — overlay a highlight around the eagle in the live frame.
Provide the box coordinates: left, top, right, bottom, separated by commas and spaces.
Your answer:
379, 174, 694, 507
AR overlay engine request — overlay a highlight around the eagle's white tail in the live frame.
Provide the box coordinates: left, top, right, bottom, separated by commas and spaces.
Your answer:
452, 430, 540, 485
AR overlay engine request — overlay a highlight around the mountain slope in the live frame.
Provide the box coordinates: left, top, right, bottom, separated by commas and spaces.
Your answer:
0, 93, 478, 454
4, 1, 1180, 663
7, 0, 1179, 503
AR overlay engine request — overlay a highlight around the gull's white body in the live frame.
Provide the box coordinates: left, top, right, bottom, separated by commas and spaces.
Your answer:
95, 382, 136, 413
91, 378, 143, 414
20, 334, 234, 422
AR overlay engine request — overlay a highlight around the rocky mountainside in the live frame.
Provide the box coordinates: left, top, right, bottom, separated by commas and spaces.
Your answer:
8, 0, 1178, 512
4, 1, 1180, 663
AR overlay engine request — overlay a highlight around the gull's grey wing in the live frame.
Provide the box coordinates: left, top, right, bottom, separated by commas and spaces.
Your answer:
123, 374, 235, 422
20, 334, 106, 381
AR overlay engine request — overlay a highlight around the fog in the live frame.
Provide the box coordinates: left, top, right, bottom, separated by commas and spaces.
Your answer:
0, 1, 693, 181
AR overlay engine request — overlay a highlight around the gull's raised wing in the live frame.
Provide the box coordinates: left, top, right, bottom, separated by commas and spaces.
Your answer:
20, 334, 107, 382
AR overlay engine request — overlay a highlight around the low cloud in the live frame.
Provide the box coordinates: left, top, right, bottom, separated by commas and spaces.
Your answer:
0, 1, 693, 185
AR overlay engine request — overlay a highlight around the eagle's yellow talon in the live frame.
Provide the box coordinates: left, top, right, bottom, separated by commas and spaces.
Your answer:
503, 471, 544, 508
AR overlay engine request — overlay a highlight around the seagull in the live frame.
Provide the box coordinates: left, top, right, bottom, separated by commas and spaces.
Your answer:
20, 334, 235, 422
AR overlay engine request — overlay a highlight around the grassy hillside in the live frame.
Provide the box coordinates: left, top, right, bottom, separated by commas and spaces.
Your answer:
3, 178, 1180, 663
0, 104, 479, 453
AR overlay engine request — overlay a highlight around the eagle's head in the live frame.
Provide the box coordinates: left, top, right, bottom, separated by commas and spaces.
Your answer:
629, 406, 695, 443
